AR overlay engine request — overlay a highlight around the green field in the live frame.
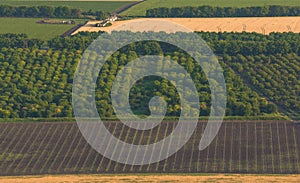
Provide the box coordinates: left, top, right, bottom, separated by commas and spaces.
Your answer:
0, 18, 80, 40
0, 0, 136, 12
121, 0, 300, 16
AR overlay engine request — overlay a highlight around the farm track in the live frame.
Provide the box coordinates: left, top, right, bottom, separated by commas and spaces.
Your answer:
61, 23, 85, 37
114, 0, 145, 14
0, 121, 299, 175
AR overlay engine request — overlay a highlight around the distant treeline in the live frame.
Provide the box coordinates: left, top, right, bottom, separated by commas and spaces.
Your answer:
146, 5, 300, 17
0, 5, 108, 19
1, 31, 300, 56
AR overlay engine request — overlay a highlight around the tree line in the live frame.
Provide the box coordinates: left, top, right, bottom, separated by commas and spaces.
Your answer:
37, 32, 300, 57
197, 32, 300, 56
0, 5, 109, 19
1, 30, 299, 57
146, 5, 300, 17
49, 31, 300, 56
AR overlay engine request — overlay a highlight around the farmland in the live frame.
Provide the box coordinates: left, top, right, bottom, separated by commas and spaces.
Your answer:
1, 2, 300, 180
74, 17, 300, 35
0, 31, 299, 119
120, 0, 300, 16
1, 174, 300, 182
0, 121, 299, 175
0, 0, 137, 12
0, 18, 81, 40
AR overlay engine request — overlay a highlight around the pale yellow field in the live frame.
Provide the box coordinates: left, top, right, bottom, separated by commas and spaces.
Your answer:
73, 17, 300, 35
1, 174, 300, 183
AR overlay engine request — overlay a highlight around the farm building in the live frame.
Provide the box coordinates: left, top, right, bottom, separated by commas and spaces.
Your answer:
95, 15, 118, 27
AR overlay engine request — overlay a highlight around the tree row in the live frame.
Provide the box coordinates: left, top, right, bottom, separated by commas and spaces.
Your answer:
146, 5, 300, 18
0, 5, 109, 19
2, 32, 299, 57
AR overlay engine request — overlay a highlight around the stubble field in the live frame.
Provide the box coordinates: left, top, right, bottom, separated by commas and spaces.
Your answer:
1, 174, 300, 183
74, 17, 300, 35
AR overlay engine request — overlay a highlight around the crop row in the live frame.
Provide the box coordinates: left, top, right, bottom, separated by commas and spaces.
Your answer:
0, 121, 299, 175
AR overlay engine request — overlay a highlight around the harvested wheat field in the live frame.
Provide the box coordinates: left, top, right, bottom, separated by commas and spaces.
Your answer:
73, 17, 300, 35
1, 174, 300, 183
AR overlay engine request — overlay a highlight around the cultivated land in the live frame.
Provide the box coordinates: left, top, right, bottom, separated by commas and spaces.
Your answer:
0, 121, 299, 175
73, 17, 300, 35
0, 0, 137, 12
1, 174, 300, 183
121, 0, 300, 16
0, 18, 82, 40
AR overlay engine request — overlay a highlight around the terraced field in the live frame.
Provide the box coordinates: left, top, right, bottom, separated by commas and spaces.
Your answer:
0, 121, 299, 175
